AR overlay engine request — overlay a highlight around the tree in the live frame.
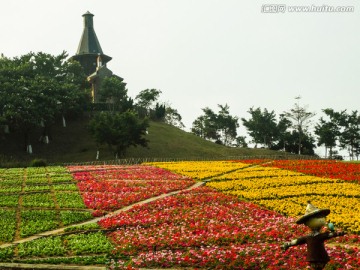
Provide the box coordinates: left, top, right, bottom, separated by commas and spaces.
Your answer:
98, 76, 133, 113
191, 107, 219, 141
338, 110, 360, 160
88, 111, 149, 157
272, 114, 293, 151
319, 109, 360, 160
151, 103, 166, 121
191, 115, 206, 138
284, 96, 315, 155
280, 130, 316, 155
314, 111, 339, 158
201, 107, 219, 141
217, 104, 239, 146
191, 104, 239, 146
165, 107, 185, 129
235, 136, 248, 148
241, 108, 293, 150
135, 89, 162, 116
0, 54, 40, 152
47, 52, 90, 126
241, 107, 279, 148
0, 51, 87, 153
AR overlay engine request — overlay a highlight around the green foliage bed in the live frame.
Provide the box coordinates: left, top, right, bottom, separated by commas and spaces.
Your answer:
0, 167, 93, 243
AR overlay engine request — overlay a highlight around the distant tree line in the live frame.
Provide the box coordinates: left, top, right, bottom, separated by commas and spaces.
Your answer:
191, 97, 360, 160
2, 51, 359, 160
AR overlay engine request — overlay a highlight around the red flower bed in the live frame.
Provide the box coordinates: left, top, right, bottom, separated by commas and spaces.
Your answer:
67, 165, 194, 211
234, 159, 360, 183
100, 186, 360, 269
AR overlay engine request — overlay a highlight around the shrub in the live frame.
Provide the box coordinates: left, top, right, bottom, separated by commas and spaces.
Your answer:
29, 158, 47, 167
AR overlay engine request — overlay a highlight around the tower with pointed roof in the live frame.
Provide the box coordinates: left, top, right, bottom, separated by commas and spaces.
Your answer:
71, 11, 122, 102
71, 11, 111, 76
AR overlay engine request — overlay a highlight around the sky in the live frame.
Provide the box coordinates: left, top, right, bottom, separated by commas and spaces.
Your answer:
1, 0, 359, 157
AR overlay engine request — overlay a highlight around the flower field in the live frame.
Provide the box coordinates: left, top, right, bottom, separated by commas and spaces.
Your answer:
0, 164, 196, 267
210, 170, 360, 233
239, 159, 360, 183
100, 185, 360, 269
151, 160, 360, 233
145, 161, 251, 180
0, 160, 360, 269
67, 165, 194, 212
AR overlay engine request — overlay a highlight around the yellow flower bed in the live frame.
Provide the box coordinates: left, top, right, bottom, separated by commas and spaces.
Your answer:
207, 166, 360, 233
145, 161, 250, 180
147, 161, 360, 233
254, 196, 360, 233
212, 175, 340, 191
213, 181, 360, 199
215, 167, 303, 180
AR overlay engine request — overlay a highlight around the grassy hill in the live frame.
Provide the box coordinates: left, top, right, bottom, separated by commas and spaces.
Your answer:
0, 115, 291, 166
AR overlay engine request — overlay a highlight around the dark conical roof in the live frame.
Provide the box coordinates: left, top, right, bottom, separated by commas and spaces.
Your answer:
76, 11, 104, 55
71, 11, 112, 76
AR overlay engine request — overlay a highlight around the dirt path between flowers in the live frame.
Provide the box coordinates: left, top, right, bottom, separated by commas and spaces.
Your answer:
0, 181, 205, 270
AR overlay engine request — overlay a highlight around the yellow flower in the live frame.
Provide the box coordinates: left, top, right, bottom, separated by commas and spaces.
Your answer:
146, 160, 360, 233
145, 161, 250, 180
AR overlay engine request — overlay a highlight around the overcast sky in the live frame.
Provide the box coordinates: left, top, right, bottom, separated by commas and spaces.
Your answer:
2, 0, 359, 156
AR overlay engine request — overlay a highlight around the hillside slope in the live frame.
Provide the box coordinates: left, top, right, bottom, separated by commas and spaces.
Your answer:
0, 116, 288, 165
127, 121, 280, 159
